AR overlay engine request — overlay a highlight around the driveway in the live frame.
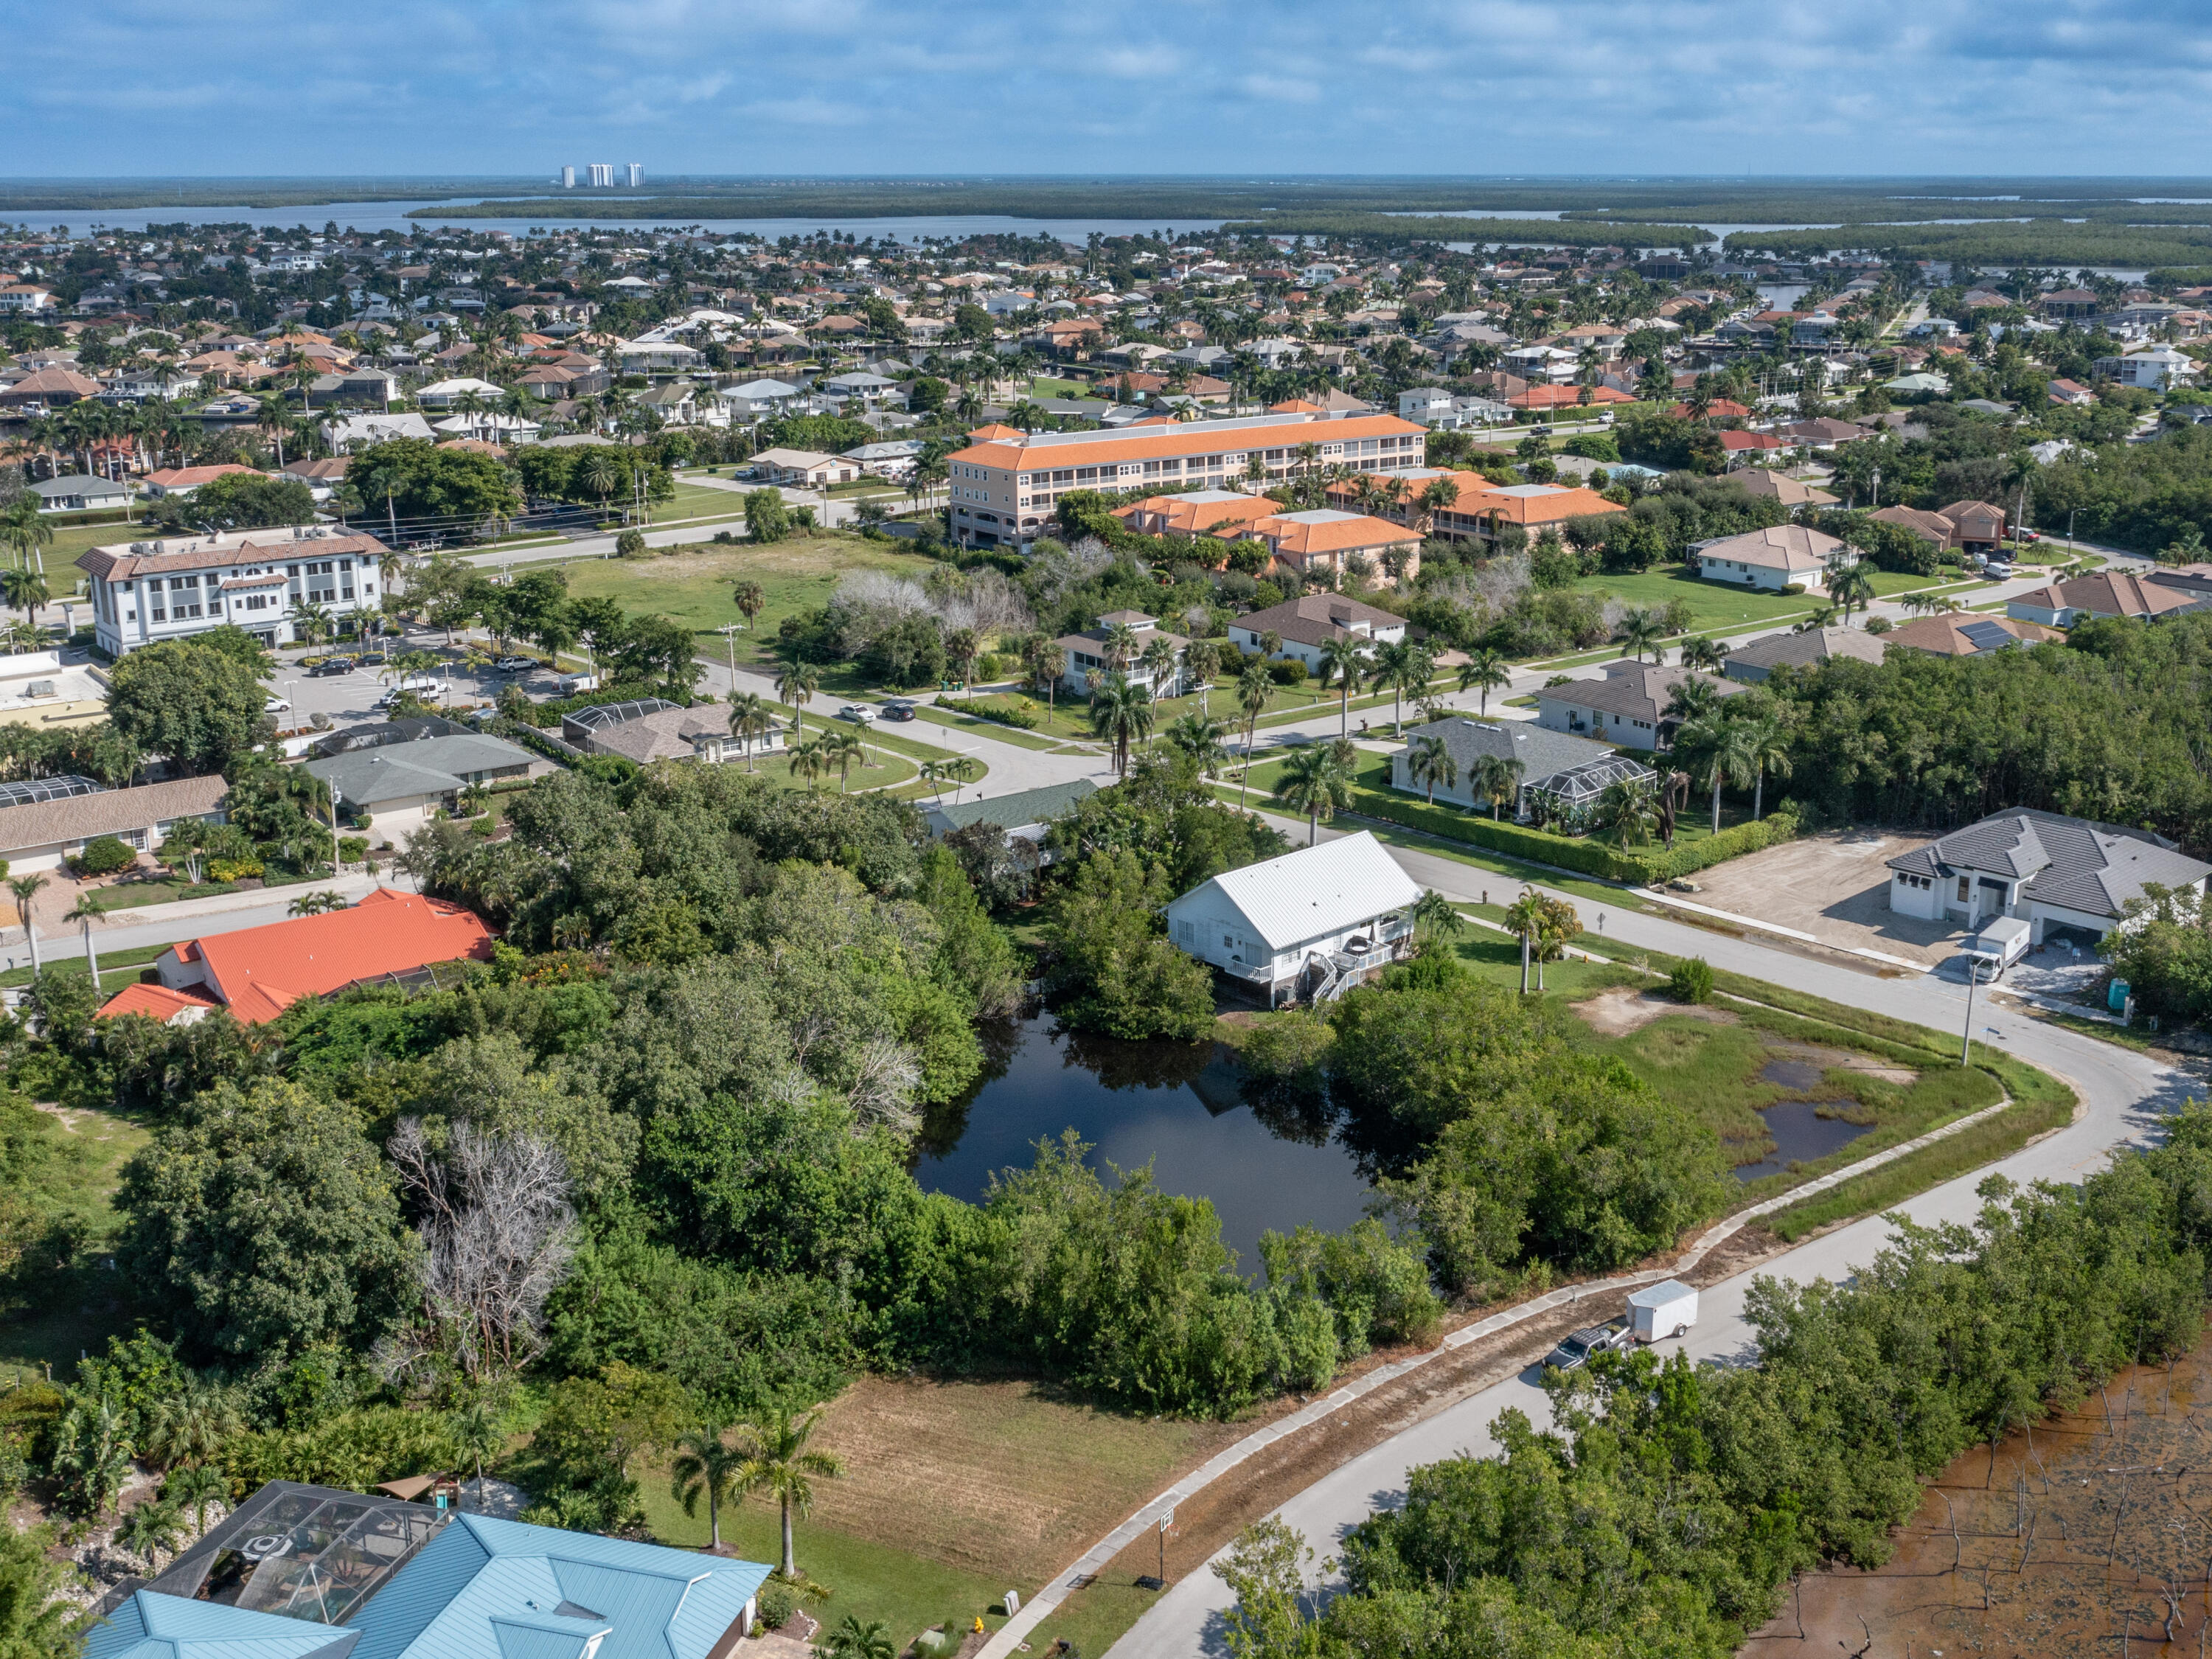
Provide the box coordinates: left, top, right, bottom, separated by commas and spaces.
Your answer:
1652, 826, 1968, 968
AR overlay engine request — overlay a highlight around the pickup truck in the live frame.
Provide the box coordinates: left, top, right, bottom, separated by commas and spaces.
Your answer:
1544, 1318, 1632, 1374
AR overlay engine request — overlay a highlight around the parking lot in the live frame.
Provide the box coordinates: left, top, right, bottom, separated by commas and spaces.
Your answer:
262, 627, 571, 734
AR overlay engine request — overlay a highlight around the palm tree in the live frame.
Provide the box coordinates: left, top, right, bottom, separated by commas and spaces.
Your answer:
788, 735, 828, 793
66, 892, 105, 992
729, 693, 775, 771
917, 759, 953, 801
733, 1406, 846, 1580
1411, 888, 1465, 943
114, 1499, 184, 1571
1826, 557, 1877, 623
0, 498, 53, 572
672, 1421, 746, 1554
145, 1375, 243, 1470
1615, 607, 1665, 664
1316, 636, 1371, 737
1660, 673, 1719, 741
945, 627, 981, 694
1739, 715, 1794, 819
1414, 476, 1459, 537
1140, 636, 1179, 692
580, 450, 622, 516
1467, 752, 1524, 821
1102, 622, 1140, 675
824, 728, 865, 791
732, 580, 765, 632
1678, 715, 1757, 835
1456, 648, 1509, 717
1274, 742, 1355, 845
9, 874, 46, 976
53, 1395, 135, 1515
0, 563, 49, 633
1598, 779, 1660, 849
1503, 888, 1546, 995
1181, 637, 1221, 716
163, 1462, 231, 1531
1405, 734, 1458, 804
1366, 640, 1430, 737
1677, 636, 1726, 674
1088, 675, 1155, 776
776, 659, 822, 739
818, 1616, 897, 1659
1164, 713, 1231, 776
1235, 661, 1275, 805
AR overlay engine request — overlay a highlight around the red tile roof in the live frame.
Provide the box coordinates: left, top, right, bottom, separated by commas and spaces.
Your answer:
96, 982, 222, 1025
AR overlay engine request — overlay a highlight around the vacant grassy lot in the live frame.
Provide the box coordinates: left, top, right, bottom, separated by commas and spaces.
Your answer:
0, 1096, 151, 1386
557, 534, 942, 666
1569, 561, 1972, 635
631, 1375, 1239, 1655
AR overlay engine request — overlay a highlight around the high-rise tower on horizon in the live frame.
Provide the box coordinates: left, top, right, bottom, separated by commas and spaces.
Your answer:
625, 163, 643, 187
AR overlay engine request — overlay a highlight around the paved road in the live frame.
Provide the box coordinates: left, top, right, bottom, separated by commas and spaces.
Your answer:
1102, 815, 2198, 1659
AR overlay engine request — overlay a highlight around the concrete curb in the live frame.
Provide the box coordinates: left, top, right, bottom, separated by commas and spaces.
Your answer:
975, 1088, 2018, 1659
1639, 888, 1935, 973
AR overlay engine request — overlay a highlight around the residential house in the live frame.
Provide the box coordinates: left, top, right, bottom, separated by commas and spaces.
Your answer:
80, 1481, 768, 1659
30, 473, 131, 513
563, 698, 784, 765
922, 778, 1097, 855
0, 773, 226, 874
97, 888, 497, 1026
2093, 347, 2195, 391
1722, 627, 1888, 682
1935, 499, 2010, 554
327, 411, 437, 449
1885, 613, 2066, 656
0, 366, 100, 408
2006, 569, 2208, 627
1166, 830, 1420, 1006
2048, 378, 2096, 406
1729, 471, 1837, 509
412, 375, 507, 409
1243, 509, 1422, 582
1115, 490, 1280, 540
1868, 504, 1959, 549
1225, 594, 1407, 673
141, 463, 260, 498
1693, 524, 1854, 593
1053, 608, 1193, 696
751, 447, 858, 486
304, 730, 548, 841
1776, 417, 1876, 448
80, 526, 388, 655
1389, 716, 1650, 819
1534, 659, 1745, 752
1886, 808, 2211, 946
0, 282, 55, 313
820, 370, 904, 406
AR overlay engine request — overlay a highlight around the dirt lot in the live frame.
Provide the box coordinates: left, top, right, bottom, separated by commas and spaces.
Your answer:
1682, 827, 1966, 968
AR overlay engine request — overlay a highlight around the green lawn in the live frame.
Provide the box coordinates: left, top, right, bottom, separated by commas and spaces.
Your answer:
651, 482, 752, 522
556, 533, 943, 668
902, 703, 1062, 751
0, 943, 173, 991
0, 1096, 153, 1387
633, 1471, 1012, 1654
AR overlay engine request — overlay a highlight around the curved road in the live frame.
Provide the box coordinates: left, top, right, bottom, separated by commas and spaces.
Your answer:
1102, 821, 2199, 1659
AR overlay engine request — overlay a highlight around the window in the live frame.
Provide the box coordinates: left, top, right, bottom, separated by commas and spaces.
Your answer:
1176, 920, 1194, 945
1957, 876, 1971, 902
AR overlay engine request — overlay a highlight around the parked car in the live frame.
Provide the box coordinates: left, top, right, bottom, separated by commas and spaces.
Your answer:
308, 656, 356, 677
1983, 560, 2016, 579
880, 699, 917, 722
837, 703, 879, 723
1543, 1318, 1631, 1374
264, 695, 292, 714
493, 655, 540, 675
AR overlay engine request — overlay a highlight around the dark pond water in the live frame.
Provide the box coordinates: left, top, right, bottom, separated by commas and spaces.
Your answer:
1733, 1101, 1873, 1182
913, 1011, 1373, 1267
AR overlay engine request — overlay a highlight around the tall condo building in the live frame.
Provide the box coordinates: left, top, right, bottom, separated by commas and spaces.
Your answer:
560, 166, 576, 188
588, 163, 614, 187
625, 163, 643, 187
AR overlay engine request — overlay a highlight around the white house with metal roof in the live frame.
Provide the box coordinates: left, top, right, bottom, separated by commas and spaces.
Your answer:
1166, 830, 1421, 1006
1886, 807, 2212, 944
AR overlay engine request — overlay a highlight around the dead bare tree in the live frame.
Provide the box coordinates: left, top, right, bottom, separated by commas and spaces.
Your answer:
386, 1119, 575, 1383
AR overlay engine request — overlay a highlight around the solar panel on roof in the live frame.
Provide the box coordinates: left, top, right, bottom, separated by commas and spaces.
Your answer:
0, 774, 106, 807
1960, 619, 2012, 651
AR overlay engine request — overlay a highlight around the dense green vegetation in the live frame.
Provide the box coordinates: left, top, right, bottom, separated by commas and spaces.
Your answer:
1218, 1104, 2212, 1659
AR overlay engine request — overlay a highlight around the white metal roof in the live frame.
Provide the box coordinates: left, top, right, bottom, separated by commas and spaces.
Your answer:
1180, 830, 1421, 951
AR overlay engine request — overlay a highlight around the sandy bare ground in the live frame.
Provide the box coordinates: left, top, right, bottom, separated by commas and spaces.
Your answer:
1574, 984, 1741, 1037
1685, 827, 1968, 968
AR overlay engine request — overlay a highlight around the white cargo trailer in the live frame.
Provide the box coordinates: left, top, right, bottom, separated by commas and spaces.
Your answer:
1627, 1279, 1698, 1343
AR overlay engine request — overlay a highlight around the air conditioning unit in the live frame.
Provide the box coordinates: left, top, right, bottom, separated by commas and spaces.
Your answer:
130, 543, 148, 554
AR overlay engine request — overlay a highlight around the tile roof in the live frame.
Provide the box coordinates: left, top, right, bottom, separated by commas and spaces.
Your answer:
1886, 613, 2064, 655
1537, 659, 1745, 723
1233, 594, 1405, 647
78, 529, 387, 583
1885, 808, 2212, 922
948, 411, 1423, 473
305, 733, 538, 807
1253, 509, 1419, 556
1729, 472, 1839, 507
0, 774, 227, 855
1694, 523, 1848, 572
2011, 571, 2207, 621
584, 703, 737, 763
1724, 627, 1889, 674
1393, 715, 1620, 782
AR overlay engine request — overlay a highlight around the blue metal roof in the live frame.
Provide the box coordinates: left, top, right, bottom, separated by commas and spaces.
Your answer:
101, 1495, 770, 1659
85, 1590, 359, 1659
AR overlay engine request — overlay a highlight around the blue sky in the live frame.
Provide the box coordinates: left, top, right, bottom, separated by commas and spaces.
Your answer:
5, 0, 2209, 178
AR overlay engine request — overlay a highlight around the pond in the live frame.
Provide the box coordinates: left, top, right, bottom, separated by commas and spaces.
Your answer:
1731, 1100, 1873, 1182
913, 1011, 1373, 1268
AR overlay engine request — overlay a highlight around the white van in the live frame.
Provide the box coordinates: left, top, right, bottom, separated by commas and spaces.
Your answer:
557, 672, 599, 696
1964, 915, 2032, 979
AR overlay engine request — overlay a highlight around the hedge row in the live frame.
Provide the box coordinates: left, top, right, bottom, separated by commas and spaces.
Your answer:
937, 695, 1043, 731
1343, 774, 1800, 886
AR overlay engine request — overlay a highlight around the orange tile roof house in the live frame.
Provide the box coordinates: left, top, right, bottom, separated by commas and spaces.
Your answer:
1246, 510, 1422, 582
141, 463, 261, 498
0, 366, 101, 408
1885, 613, 2065, 657
1693, 524, 1854, 594
1114, 490, 1279, 539
97, 888, 496, 1027
2007, 570, 2210, 628
945, 410, 1428, 547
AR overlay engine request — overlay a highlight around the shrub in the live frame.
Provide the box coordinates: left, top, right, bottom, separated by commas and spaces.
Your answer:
1267, 658, 1309, 686
1670, 956, 1714, 1004
74, 835, 137, 877
939, 696, 1041, 731
756, 1584, 797, 1629
206, 858, 265, 883
615, 528, 647, 558
337, 836, 369, 864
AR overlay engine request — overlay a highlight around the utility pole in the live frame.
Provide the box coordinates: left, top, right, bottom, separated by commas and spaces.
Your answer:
1961, 956, 1980, 1065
